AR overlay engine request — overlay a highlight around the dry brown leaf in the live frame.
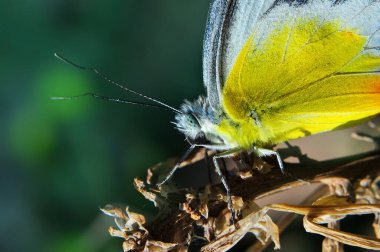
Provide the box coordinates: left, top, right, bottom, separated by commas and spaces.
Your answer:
127, 210, 146, 226
267, 203, 380, 250
202, 206, 280, 251
101, 204, 127, 219
144, 240, 178, 252
146, 168, 154, 185
133, 178, 166, 207
232, 196, 244, 213
123, 239, 138, 251
312, 195, 351, 206
304, 215, 380, 250
322, 238, 343, 252
322, 222, 344, 252
319, 178, 351, 197
214, 208, 231, 236
108, 226, 128, 239
199, 203, 209, 219
249, 214, 280, 249
374, 213, 380, 239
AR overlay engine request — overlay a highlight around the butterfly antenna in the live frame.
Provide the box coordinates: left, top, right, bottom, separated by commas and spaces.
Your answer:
51, 93, 176, 111
54, 53, 183, 114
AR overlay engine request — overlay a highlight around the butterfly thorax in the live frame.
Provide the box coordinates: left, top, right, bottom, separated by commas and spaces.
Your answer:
175, 96, 282, 149
215, 117, 274, 149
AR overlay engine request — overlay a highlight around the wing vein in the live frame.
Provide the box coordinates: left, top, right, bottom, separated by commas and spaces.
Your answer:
270, 71, 380, 107
282, 15, 297, 63
282, 91, 380, 109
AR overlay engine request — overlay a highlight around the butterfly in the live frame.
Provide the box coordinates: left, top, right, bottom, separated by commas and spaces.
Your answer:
55, 0, 380, 219
164, 0, 380, 214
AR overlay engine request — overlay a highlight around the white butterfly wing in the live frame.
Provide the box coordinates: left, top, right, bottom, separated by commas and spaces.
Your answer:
203, 0, 281, 111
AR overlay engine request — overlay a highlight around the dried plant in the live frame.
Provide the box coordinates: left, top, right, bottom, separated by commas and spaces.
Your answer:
102, 133, 380, 251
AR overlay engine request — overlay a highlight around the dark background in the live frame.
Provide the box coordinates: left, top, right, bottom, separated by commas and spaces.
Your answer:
0, 1, 377, 252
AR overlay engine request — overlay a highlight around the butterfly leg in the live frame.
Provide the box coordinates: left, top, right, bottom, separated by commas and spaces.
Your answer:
157, 145, 196, 187
158, 144, 230, 187
255, 147, 284, 174
204, 149, 214, 184
212, 148, 241, 225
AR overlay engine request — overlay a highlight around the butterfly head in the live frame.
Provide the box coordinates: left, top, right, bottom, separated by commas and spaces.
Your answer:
174, 96, 224, 145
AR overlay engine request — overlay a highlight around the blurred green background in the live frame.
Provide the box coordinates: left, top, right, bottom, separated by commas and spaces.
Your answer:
1, 1, 209, 251
1, 1, 376, 252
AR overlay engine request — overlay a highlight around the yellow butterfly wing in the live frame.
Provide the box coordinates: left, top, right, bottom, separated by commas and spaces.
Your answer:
218, 1, 380, 148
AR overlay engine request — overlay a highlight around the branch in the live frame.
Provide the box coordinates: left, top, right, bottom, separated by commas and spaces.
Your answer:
102, 148, 380, 251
